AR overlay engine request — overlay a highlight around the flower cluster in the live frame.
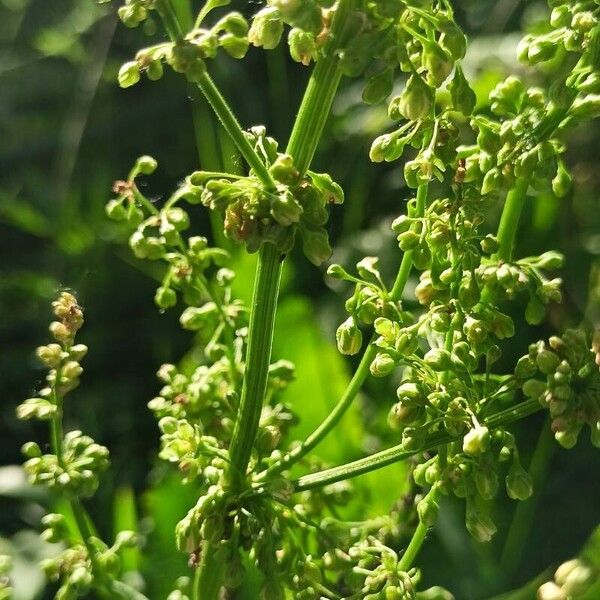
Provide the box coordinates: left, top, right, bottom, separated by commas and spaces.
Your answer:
461, 77, 571, 198
16, 293, 109, 498
40, 527, 137, 600
517, 330, 600, 449
192, 127, 344, 263
16, 293, 144, 598
537, 558, 597, 600
21, 431, 109, 498
249, 0, 333, 63
329, 256, 406, 357
118, 5, 251, 86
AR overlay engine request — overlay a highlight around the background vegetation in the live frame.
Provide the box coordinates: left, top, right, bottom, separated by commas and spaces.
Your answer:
1, 0, 599, 598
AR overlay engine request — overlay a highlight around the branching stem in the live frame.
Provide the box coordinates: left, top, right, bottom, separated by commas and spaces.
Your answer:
258, 183, 429, 481
290, 398, 541, 492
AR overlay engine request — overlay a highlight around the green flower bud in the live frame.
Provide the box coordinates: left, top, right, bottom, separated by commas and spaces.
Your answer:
537, 582, 567, 600
412, 244, 432, 270
17, 398, 57, 421
118, 61, 141, 88
270, 190, 303, 226
552, 160, 572, 198
179, 303, 218, 330
401, 426, 425, 451
535, 251, 564, 270
464, 316, 487, 345
219, 34, 249, 59
424, 348, 453, 371
571, 94, 600, 119
288, 28, 316, 65
550, 6, 571, 28
118, 3, 147, 28
481, 168, 503, 195
163, 207, 189, 233
22, 441, 41, 458
327, 264, 353, 281
363, 67, 394, 105
417, 492, 440, 527
214, 11, 247, 37
465, 505, 497, 542
423, 41, 453, 86
155, 286, 177, 309
271, 0, 322, 34
555, 424, 577, 449
146, 59, 164, 81
523, 378, 546, 399
577, 71, 600, 94
474, 468, 499, 500
398, 230, 421, 251
396, 382, 423, 405
136, 155, 158, 175
439, 22, 467, 60
480, 235, 499, 255
336, 317, 362, 356
388, 403, 424, 429
449, 66, 476, 115
416, 586, 455, 600
490, 76, 525, 116
554, 559, 593, 594
515, 356, 538, 379
536, 350, 560, 374
463, 425, 490, 456
370, 353, 396, 377
62, 360, 82, 380
36, 343, 63, 368
506, 461, 533, 500
525, 296, 546, 325
395, 75, 434, 121
301, 225, 332, 265
572, 11, 597, 34
517, 35, 556, 64
105, 199, 127, 221
249, 7, 284, 50
308, 171, 344, 204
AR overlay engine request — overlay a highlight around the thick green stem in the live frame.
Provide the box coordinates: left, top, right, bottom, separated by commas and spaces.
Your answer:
258, 183, 429, 480
496, 178, 529, 262
285, 0, 353, 174
290, 398, 541, 492
192, 541, 226, 600
226, 243, 283, 486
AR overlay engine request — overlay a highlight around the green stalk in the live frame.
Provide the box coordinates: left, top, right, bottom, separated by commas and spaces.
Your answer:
285, 0, 354, 175
156, 3, 275, 190
48, 372, 149, 599
226, 0, 356, 486
226, 242, 283, 487
258, 183, 429, 480
496, 178, 529, 262
499, 418, 555, 578
291, 398, 542, 492
195, 72, 275, 188
397, 488, 440, 572
189, 84, 230, 249
192, 541, 226, 600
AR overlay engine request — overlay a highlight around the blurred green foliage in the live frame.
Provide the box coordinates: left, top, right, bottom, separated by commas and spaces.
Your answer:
1, 0, 598, 598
